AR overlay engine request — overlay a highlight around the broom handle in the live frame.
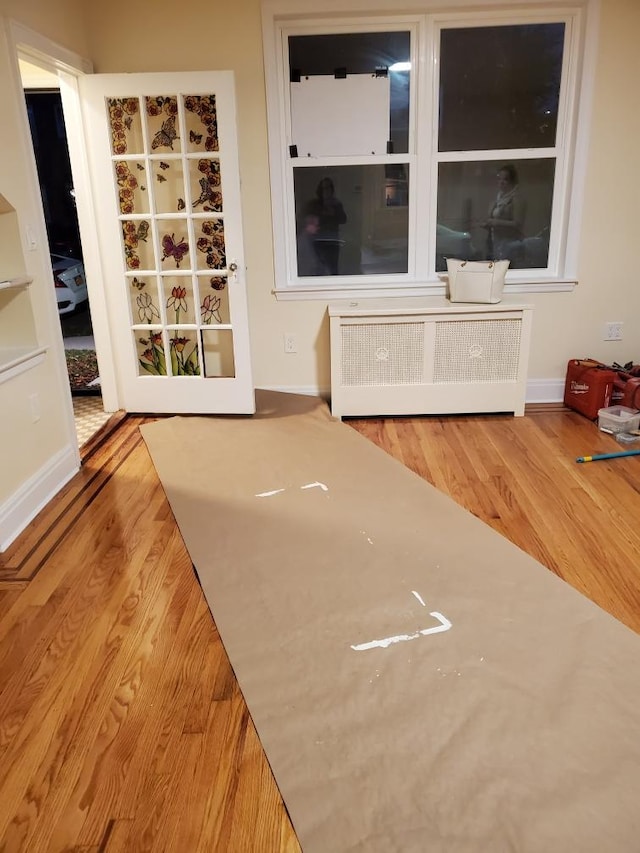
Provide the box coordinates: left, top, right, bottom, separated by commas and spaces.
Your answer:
576, 449, 640, 463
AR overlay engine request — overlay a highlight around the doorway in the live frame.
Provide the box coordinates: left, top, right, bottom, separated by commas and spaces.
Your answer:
19, 59, 112, 448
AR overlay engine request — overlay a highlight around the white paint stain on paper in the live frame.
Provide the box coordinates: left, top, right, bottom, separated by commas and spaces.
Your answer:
255, 481, 328, 498
411, 590, 426, 607
351, 611, 452, 652
300, 481, 328, 491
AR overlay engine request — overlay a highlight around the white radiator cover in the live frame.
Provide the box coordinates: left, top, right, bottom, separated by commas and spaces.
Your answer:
329, 297, 533, 418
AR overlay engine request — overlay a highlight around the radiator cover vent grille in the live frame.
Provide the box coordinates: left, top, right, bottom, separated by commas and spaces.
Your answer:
341, 322, 424, 386
432, 319, 521, 384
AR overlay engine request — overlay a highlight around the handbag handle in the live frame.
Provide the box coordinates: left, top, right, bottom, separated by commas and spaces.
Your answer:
458, 260, 494, 269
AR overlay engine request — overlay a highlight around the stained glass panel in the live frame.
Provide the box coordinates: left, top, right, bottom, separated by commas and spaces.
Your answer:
158, 219, 191, 270
145, 96, 182, 154
201, 329, 235, 377
198, 274, 230, 325
194, 219, 226, 270
128, 274, 161, 324
108, 97, 143, 155
189, 159, 223, 212
134, 329, 167, 376
184, 95, 219, 152
151, 158, 186, 214
163, 275, 196, 324
121, 219, 154, 270
169, 331, 200, 376
114, 160, 149, 215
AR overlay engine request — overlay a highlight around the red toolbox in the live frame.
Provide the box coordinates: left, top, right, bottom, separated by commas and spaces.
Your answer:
564, 359, 618, 419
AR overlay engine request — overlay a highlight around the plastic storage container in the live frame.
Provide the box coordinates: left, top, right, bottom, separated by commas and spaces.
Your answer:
597, 405, 640, 434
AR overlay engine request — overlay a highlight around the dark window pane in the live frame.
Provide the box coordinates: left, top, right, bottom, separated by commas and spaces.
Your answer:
294, 165, 409, 276
439, 23, 564, 151
435, 159, 555, 270
289, 32, 410, 154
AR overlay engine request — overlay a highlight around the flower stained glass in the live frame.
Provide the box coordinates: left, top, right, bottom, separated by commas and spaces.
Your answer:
195, 219, 226, 270
169, 331, 200, 376
114, 160, 148, 215
121, 219, 154, 270
198, 274, 230, 324
163, 276, 195, 324
128, 275, 160, 324
184, 95, 219, 152
108, 98, 143, 155
135, 330, 167, 376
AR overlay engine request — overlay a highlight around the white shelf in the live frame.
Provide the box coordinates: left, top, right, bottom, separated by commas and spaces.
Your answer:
0, 346, 47, 385
0, 276, 33, 292
328, 294, 534, 318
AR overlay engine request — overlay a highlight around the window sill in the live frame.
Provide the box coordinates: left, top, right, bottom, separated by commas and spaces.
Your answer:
272, 277, 577, 301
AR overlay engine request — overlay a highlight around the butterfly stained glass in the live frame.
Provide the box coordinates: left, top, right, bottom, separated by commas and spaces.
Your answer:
192, 159, 223, 211
161, 233, 189, 268
151, 116, 178, 150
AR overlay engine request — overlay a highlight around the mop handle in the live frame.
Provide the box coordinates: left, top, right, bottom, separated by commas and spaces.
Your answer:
576, 449, 640, 463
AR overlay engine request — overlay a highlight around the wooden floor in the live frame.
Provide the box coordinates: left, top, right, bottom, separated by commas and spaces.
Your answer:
1, 405, 640, 851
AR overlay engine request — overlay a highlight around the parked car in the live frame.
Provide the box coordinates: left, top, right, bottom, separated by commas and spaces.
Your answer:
52, 253, 88, 315
435, 223, 474, 271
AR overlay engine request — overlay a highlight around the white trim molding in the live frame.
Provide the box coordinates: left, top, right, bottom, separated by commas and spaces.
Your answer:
525, 377, 566, 404
0, 446, 79, 552
260, 380, 565, 408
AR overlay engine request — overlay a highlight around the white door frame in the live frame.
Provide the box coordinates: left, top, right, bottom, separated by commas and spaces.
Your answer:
8, 21, 120, 414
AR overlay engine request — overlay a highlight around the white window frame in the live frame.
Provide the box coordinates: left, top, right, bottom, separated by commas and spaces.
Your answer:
262, 0, 599, 301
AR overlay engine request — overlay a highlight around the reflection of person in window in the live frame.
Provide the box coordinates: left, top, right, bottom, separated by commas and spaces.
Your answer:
296, 214, 329, 276
304, 178, 347, 275
484, 164, 526, 266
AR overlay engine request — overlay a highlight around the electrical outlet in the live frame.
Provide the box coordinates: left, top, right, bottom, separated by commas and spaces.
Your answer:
604, 321, 623, 341
283, 333, 297, 353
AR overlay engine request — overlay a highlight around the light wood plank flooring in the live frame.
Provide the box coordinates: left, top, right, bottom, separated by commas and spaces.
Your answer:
1, 406, 639, 851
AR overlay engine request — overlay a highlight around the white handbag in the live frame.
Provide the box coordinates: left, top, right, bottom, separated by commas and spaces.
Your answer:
446, 258, 510, 304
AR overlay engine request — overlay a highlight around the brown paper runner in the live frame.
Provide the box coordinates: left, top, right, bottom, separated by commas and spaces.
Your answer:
141, 390, 640, 852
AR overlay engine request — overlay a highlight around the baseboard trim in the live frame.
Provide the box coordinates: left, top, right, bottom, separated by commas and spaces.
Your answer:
0, 446, 79, 553
525, 378, 565, 404
259, 381, 565, 406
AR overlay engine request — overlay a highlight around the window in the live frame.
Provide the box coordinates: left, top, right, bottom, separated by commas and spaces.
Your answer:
263, 2, 595, 299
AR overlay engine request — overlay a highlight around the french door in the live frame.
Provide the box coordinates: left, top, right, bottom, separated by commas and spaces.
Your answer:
78, 71, 254, 413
